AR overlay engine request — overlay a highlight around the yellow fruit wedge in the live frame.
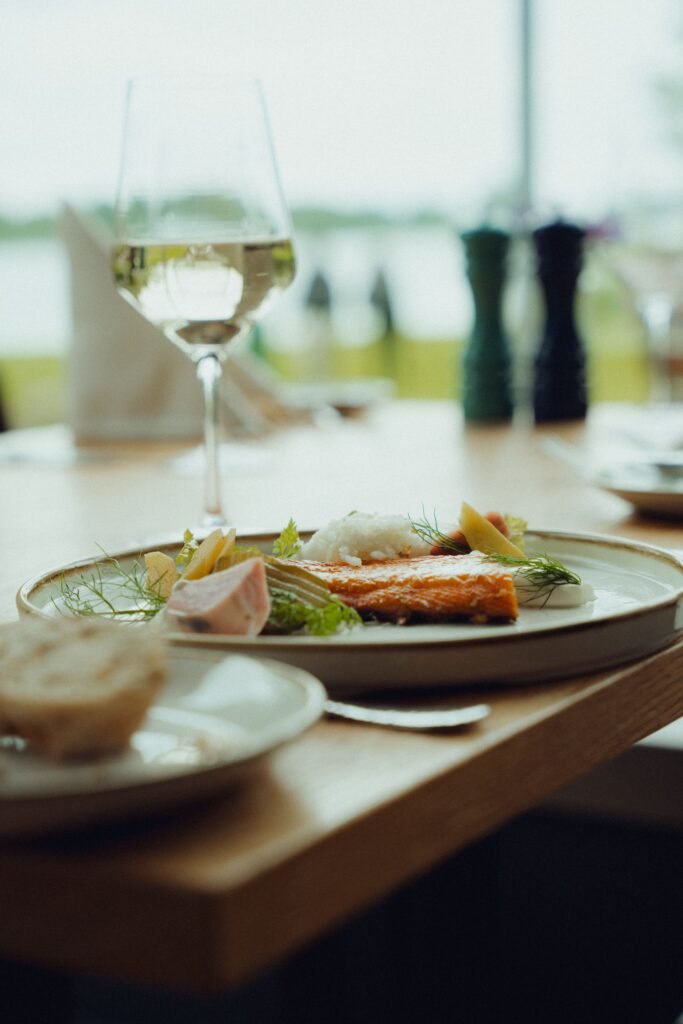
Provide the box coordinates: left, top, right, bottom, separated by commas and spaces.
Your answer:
181, 529, 227, 580
144, 551, 180, 598
459, 502, 525, 558
214, 528, 238, 572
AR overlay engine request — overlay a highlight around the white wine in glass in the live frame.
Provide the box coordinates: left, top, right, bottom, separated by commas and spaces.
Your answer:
112, 75, 295, 527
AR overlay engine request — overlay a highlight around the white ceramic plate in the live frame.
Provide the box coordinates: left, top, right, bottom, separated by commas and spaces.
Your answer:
16, 531, 683, 696
593, 463, 683, 518
0, 648, 325, 838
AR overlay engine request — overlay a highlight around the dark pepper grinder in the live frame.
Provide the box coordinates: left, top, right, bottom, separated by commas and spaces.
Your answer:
532, 220, 588, 422
460, 227, 513, 422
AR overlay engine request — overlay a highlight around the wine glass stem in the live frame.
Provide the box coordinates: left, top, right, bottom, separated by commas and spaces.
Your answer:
196, 353, 226, 528
641, 299, 674, 402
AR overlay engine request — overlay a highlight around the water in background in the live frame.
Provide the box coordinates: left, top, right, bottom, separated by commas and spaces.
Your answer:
0, 239, 71, 355
0, 228, 472, 358
0, 229, 652, 416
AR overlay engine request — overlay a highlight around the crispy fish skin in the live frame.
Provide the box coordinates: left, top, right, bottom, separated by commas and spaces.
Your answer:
294, 552, 518, 623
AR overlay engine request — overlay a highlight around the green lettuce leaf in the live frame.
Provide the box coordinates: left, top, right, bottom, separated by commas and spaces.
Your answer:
503, 514, 528, 551
175, 529, 199, 568
272, 518, 302, 559
267, 587, 361, 636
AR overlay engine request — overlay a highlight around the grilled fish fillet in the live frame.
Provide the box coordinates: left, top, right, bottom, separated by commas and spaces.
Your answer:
294, 552, 518, 623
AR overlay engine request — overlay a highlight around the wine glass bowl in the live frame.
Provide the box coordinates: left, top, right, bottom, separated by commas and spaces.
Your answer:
112, 76, 295, 527
605, 205, 683, 403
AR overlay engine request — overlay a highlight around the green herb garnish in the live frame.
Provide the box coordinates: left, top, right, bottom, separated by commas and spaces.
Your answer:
486, 552, 582, 605
409, 509, 469, 553
272, 518, 302, 559
56, 552, 165, 621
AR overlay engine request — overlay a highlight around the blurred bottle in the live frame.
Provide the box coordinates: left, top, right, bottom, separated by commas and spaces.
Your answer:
304, 269, 334, 381
369, 269, 397, 379
460, 227, 513, 422
306, 269, 332, 313
370, 269, 395, 335
532, 220, 588, 422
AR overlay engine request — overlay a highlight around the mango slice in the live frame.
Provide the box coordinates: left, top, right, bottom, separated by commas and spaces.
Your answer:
214, 528, 238, 572
181, 529, 227, 580
459, 502, 525, 558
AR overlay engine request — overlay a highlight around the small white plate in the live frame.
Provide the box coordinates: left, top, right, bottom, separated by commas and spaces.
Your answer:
0, 649, 325, 838
593, 463, 683, 518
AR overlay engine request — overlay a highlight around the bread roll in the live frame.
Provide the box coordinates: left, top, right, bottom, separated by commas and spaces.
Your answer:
0, 617, 167, 760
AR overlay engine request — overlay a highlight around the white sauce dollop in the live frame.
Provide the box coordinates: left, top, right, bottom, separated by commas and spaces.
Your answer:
513, 576, 595, 609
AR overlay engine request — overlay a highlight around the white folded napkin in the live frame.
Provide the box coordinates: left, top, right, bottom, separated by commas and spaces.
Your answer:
61, 203, 202, 440
60, 204, 309, 441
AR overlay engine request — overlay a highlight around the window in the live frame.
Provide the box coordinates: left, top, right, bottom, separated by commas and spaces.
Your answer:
0, 0, 680, 423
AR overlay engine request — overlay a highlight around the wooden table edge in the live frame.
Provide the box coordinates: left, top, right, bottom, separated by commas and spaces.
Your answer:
210, 638, 683, 991
1, 638, 682, 993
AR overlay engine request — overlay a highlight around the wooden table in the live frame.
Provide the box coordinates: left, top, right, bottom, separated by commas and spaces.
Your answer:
1, 401, 682, 1007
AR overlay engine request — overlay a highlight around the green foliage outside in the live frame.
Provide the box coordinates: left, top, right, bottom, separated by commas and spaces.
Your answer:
0, 325, 650, 431
0, 278, 651, 429
0, 356, 66, 428
266, 272, 651, 406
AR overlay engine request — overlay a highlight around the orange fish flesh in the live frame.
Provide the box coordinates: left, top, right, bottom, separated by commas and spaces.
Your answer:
294, 552, 518, 623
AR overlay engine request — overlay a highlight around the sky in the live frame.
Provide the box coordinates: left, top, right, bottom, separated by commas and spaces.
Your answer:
0, 0, 680, 224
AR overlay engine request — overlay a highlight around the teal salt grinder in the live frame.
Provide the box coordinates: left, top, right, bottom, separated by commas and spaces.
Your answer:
460, 227, 513, 422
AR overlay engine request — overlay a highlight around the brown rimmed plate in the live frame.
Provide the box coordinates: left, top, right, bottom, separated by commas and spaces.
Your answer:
17, 531, 683, 695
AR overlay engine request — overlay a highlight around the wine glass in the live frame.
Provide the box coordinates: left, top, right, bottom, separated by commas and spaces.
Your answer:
112, 75, 295, 527
605, 204, 683, 403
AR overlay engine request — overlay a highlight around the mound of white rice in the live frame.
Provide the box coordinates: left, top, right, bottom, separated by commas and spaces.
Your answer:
297, 512, 431, 566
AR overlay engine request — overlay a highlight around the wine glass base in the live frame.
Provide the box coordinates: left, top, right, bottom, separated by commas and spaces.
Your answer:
201, 511, 229, 530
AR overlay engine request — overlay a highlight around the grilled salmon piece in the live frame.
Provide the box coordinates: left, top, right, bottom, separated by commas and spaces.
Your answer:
295, 552, 518, 623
